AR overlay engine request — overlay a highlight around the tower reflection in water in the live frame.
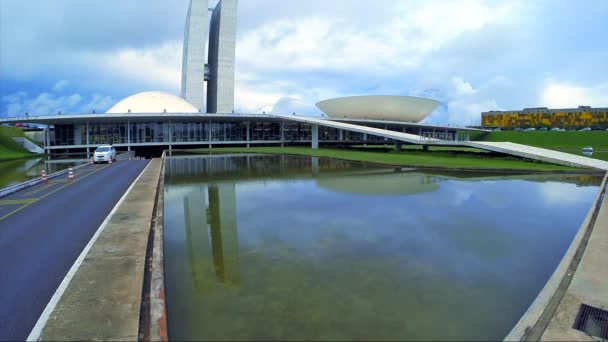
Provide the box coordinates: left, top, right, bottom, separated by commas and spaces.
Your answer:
183, 183, 240, 291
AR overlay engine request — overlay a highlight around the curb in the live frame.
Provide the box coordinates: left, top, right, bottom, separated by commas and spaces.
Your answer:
149, 152, 168, 341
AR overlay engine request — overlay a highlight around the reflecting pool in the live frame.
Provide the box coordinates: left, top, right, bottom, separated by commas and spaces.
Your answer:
163, 154, 603, 341
0, 158, 85, 189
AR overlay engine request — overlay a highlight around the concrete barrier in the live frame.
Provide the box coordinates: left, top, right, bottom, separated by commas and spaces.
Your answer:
149, 150, 168, 341
504, 171, 608, 341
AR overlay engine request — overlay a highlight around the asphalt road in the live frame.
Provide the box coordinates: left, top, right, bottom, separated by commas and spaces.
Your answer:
0, 159, 149, 341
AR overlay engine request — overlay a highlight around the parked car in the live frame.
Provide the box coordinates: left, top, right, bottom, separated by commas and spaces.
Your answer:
524, 127, 536, 131
579, 127, 591, 131
582, 146, 594, 153
94, 145, 116, 163
539, 127, 548, 131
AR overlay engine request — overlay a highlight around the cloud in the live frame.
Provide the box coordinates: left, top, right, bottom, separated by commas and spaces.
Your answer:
237, 1, 521, 76
539, 182, 598, 205
2, 88, 114, 116
52, 80, 69, 92
541, 80, 608, 108
81, 41, 183, 94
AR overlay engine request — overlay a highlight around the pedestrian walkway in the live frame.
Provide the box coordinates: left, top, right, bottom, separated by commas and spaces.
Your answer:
467, 141, 608, 171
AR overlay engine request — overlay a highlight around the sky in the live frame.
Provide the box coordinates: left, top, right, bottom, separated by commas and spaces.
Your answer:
1, 0, 607, 125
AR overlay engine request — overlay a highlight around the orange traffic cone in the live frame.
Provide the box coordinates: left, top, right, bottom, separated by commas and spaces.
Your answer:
41, 170, 48, 184
68, 168, 74, 181
109, 158, 112, 165
90, 157, 93, 165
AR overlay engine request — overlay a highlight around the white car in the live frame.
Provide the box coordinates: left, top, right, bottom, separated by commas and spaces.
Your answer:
94, 145, 116, 163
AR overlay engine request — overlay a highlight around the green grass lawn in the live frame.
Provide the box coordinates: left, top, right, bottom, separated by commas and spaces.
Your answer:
0, 126, 35, 161
477, 131, 608, 150
189, 146, 580, 172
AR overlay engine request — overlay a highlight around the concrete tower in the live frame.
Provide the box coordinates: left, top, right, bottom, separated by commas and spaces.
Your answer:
207, 0, 238, 113
181, 0, 208, 112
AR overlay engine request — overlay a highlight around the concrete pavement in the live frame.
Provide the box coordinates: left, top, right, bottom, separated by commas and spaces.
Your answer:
0, 160, 149, 341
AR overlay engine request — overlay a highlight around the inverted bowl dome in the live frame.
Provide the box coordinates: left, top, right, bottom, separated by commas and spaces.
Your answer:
107, 91, 199, 114
316, 95, 440, 122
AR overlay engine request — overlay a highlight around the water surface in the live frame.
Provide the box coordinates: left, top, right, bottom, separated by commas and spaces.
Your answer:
163, 154, 602, 341
0, 158, 84, 189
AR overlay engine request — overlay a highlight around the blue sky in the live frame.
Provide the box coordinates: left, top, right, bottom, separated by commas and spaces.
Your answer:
1, 0, 607, 125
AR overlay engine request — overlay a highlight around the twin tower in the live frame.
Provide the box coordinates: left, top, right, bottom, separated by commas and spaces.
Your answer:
181, 0, 238, 113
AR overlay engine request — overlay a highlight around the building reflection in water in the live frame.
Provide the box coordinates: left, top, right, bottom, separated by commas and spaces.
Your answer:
183, 183, 240, 292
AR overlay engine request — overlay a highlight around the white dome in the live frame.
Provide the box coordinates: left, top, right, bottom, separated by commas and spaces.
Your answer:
106, 91, 200, 114
316, 95, 440, 122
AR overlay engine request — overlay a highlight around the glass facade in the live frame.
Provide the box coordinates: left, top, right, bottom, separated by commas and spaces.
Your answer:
50, 120, 460, 147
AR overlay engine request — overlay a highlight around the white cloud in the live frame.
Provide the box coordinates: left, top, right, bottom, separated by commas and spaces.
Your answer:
417, 76, 513, 125
2, 89, 114, 116
450, 77, 475, 96
82, 94, 115, 113
52, 80, 69, 92
234, 81, 283, 114
541, 80, 608, 108
539, 182, 598, 205
237, 1, 521, 76
82, 41, 182, 94
446, 99, 501, 125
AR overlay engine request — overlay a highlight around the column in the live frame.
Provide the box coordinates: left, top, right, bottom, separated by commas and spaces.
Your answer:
208, 120, 212, 148
168, 120, 172, 156
280, 121, 285, 147
311, 124, 319, 149
395, 142, 402, 151
127, 120, 131, 152
245, 122, 250, 148
86, 122, 90, 158
44, 127, 49, 155
338, 129, 343, 142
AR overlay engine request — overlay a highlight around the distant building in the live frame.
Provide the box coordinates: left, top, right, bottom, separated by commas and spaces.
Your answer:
481, 106, 608, 129
181, 0, 237, 113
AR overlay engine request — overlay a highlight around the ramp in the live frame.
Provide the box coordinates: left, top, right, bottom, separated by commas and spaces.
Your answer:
12, 137, 44, 154
270, 114, 608, 171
